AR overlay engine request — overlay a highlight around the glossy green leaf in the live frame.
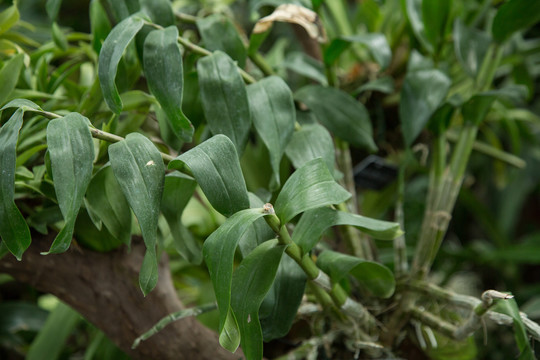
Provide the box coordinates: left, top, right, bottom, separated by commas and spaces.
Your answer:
493, 297, 535, 360
324, 34, 391, 69
144, 26, 193, 142
0, 108, 31, 260
26, 302, 80, 360
0, 4, 19, 36
238, 193, 275, 257
0, 54, 24, 107
109, 133, 165, 295
45, 0, 62, 21
231, 239, 286, 360
400, 68, 450, 146
90, 0, 112, 54
453, 19, 491, 78
295, 85, 376, 151
197, 51, 251, 155
260, 255, 306, 341
284, 52, 328, 86
161, 173, 201, 264
169, 135, 249, 217
85, 165, 131, 246
202, 208, 267, 352
285, 123, 335, 174
293, 207, 402, 254
98, 14, 145, 114
492, 0, 540, 43
317, 250, 395, 298
45, 113, 94, 254
197, 14, 247, 68
247, 76, 295, 189
274, 158, 351, 224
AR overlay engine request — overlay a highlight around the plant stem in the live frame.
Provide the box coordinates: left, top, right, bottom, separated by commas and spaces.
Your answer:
263, 211, 376, 328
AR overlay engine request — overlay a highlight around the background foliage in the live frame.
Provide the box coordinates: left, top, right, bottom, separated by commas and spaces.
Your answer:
1, 0, 540, 359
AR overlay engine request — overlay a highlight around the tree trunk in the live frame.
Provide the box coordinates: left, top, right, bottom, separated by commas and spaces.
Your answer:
0, 233, 243, 360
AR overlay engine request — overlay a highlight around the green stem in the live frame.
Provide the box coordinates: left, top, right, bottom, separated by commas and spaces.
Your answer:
249, 52, 275, 77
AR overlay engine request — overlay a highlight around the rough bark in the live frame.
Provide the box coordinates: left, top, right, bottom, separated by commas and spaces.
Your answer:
0, 233, 243, 360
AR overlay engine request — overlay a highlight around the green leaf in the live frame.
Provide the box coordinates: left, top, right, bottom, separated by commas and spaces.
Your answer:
0, 4, 19, 36
45, 113, 94, 254
1, 99, 42, 112
45, 0, 62, 21
85, 165, 131, 246
493, 297, 535, 360
202, 208, 268, 352
105, 0, 140, 22
90, 0, 112, 54
74, 208, 125, 252
26, 302, 80, 360
109, 133, 165, 295
247, 76, 295, 189
231, 239, 286, 360
317, 250, 395, 298
98, 14, 145, 114
293, 207, 402, 254
422, 0, 452, 52
453, 19, 491, 78
403, 0, 432, 53
399, 68, 450, 146
139, 0, 174, 25
143, 26, 194, 142
274, 158, 351, 224
354, 76, 395, 95
285, 123, 336, 174
260, 255, 306, 341
197, 51, 251, 155
295, 85, 376, 151
161, 173, 201, 264
51, 22, 68, 51
0, 54, 24, 107
169, 135, 249, 217
197, 14, 247, 68
238, 193, 275, 257
492, 0, 540, 43
324, 34, 391, 69
0, 108, 31, 260
284, 52, 328, 86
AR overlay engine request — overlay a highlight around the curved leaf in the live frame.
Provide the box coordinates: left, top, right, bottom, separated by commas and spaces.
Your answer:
161, 173, 201, 264
1, 99, 42, 112
0, 108, 31, 260
109, 133, 165, 295
295, 85, 376, 151
144, 26, 193, 142
85, 165, 131, 246
90, 0, 112, 54
202, 208, 267, 352
493, 297, 535, 360
284, 123, 335, 175
247, 76, 295, 189
492, 0, 540, 43
197, 14, 247, 68
197, 51, 251, 155
317, 250, 395, 298
400, 68, 450, 146
274, 158, 351, 224
324, 34, 391, 69
0, 54, 24, 107
260, 255, 306, 341
293, 207, 402, 254
453, 19, 491, 78
45, 113, 94, 254
403, 0, 432, 53
98, 14, 145, 114
0, 4, 19, 36
139, 0, 174, 25
238, 193, 275, 257
169, 135, 249, 217
231, 239, 286, 360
